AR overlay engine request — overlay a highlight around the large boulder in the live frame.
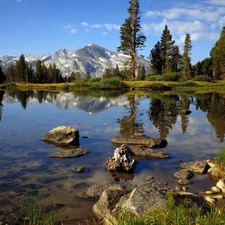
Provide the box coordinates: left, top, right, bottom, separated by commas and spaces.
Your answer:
114, 180, 169, 216
111, 134, 167, 148
41, 126, 80, 146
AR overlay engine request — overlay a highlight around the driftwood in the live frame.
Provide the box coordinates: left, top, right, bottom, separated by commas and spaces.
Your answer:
106, 144, 135, 172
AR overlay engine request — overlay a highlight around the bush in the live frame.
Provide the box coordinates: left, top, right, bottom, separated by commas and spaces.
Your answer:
73, 79, 89, 87
88, 77, 102, 83
161, 72, 181, 81
176, 81, 198, 87
146, 75, 161, 81
192, 75, 212, 82
90, 78, 128, 89
61, 83, 70, 90
144, 83, 172, 91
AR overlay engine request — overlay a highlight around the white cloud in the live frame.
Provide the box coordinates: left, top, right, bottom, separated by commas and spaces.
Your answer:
70, 29, 76, 34
81, 21, 120, 31
205, 0, 225, 6
15, 0, 22, 2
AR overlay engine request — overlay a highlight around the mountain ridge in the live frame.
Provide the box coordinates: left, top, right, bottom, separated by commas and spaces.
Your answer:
0, 43, 150, 78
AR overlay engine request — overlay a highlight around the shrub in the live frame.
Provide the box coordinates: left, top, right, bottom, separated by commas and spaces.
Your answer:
144, 82, 171, 91
73, 79, 89, 87
146, 75, 161, 81
90, 77, 128, 89
192, 75, 212, 82
176, 81, 198, 87
61, 83, 70, 90
161, 72, 181, 81
88, 77, 102, 83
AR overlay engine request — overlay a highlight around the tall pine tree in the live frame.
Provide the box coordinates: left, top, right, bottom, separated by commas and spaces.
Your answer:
182, 33, 192, 79
160, 25, 176, 73
118, 0, 146, 79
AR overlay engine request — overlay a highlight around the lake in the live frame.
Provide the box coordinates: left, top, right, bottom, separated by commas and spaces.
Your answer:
0, 90, 225, 224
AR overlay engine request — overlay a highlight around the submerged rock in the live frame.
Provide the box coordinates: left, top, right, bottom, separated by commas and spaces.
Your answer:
49, 148, 89, 158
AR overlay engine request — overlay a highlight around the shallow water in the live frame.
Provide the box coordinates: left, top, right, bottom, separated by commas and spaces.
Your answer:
0, 90, 224, 223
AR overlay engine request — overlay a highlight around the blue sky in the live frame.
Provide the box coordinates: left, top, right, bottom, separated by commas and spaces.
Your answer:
1, 0, 225, 64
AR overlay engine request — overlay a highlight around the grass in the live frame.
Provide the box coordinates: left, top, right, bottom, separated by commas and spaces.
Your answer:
117, 193, 225, 225
22, 192, 57, 225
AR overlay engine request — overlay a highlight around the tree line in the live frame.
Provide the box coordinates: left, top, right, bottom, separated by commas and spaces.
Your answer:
1, 0, 225, 84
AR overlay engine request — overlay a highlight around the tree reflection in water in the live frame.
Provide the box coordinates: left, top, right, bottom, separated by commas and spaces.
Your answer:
0, 90, 4, 121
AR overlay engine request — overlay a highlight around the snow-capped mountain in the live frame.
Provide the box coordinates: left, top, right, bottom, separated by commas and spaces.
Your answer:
0, 44, 150, 77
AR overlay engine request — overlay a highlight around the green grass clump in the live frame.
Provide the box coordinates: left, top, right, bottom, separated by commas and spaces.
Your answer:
215, 147, 225, 168
23, 192, 57, 225
117, 193, 225, 225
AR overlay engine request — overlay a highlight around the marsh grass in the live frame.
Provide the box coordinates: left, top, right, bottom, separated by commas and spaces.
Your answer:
23, 192, 57, 225
117, 194, 225, 225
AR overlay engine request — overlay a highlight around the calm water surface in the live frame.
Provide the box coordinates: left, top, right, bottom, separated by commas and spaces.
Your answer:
0, 90, 225, 223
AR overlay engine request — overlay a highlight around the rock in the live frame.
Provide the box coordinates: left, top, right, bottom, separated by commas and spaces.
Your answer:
131, 145, 170, 159
41, 125, 80, 146
111, 134, 167, 148
179, 160, 208, 174
49, 148, 90, 158
144, 175, 154, 181
178, 178, 190, 185
106, 144, 135, 172
77, 180, 124, 199
216, 179, 225, 193
173, 169, 194, 180
204, 196, 216, 204
114, 180, 169, 217
93, 189, 130, 225
71, 166, 85, 173
211, 186, 221, 193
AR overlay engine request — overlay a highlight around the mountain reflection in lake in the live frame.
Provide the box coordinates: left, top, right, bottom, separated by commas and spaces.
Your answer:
0, 90, 225, 223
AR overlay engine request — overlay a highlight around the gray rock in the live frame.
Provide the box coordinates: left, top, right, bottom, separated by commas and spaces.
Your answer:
71, 166, 85, 173
178, 178, 190, 185
93, 189, 130, 225
41, 125, 80, 146
173, 169, 194, 180
179, 160, 208, 174
49, 148, 89, 158
132, 145, 170, 159
111, 134, 167, 148
144, 175, 154, 181
114, 180, 169, 216
77, 180, 124, 199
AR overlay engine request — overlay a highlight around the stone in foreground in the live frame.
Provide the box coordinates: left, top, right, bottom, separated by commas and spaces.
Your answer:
41, 125, 80, 146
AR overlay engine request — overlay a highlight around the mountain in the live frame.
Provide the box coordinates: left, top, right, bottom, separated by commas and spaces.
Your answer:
0, 44, 150, 78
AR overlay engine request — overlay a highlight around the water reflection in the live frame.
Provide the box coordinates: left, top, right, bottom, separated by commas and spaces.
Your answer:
1, 90, 225, 223
0, 90, 4, 121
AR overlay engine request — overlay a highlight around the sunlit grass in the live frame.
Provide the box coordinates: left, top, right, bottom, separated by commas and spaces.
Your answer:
117, 193, 225, 225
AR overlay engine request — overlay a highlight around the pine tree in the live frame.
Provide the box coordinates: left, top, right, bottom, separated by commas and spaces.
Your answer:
210, 26, 225, 80
15, 54, 27, 82
182, 33, 192, 79
0, 62, 6, 84
160, 25, 176, 73
35, 60, 44, 83
6, 65, 15, 83
149, 41, 163, 75
118, 0, 146, 79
